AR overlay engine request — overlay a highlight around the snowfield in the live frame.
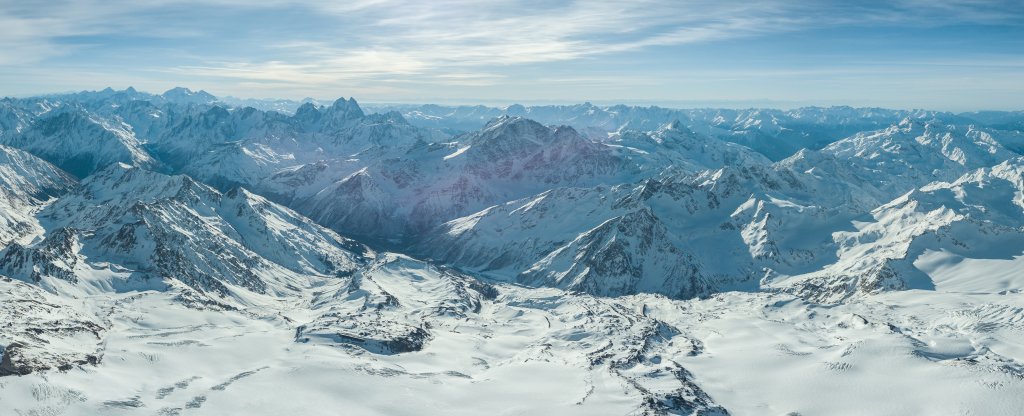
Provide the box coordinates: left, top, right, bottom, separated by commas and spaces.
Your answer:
1, 88, 1024, 415
3, 279, 1022, 415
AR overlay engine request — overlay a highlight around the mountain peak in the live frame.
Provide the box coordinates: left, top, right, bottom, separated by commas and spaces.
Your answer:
294, 102, 322, 124
897, 117, 921, 130
162, 86, 193, 95
162, 87, 217, 104
505, 104, 527, 114
327, 97, 365, 119
657, 119, 700, 139
483, 114, 530, 130
296, 101, 319, 113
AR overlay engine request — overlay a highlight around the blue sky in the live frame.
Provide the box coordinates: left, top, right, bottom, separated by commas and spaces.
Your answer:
1, 0, 1022, 110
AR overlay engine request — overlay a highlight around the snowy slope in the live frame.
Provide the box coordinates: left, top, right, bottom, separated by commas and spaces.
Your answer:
609, 120, 772, 172
261, 116, 645, 242
2, 107, 155, 178
780, 119, 1018, 202
0, 255, 734, 415
10, 164, 369, 301
421, 161, 856, 298
1, 89, 1024, 415
0, 277, 104, 377
774, 158, 1024, 302
425, 120, 1022, 301
0, 145, 76, 247
2, 266, 1022, 415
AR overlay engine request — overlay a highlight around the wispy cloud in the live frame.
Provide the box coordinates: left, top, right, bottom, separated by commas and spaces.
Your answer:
164, 0, 1024, 88
0, 0, 1021, 108
4, 0, 1017, 67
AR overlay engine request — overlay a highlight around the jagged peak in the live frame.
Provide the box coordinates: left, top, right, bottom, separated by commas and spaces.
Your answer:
842, 118, 1010, 159
295, 101, 320, 115
222, 186, 250, 200
83, 163, 219, 203
36, 104, 92, 121
162, 87, 217, 103
655, 119, 701, 140
484, 114, 518, 128
364, 110, 411, 126
992, 155, 1024, 172
551, 124, 582, 138
222, 186, 271, 206
162, 86, 213, 96
467, 116, 591, 152
894, 116, 930, 132
341, 166, 373, 182
583, 207, 662, 239
481, 115, 544, 132
329, 96, 365, 118
787, 148, 814, 160
86, 161, 150, 182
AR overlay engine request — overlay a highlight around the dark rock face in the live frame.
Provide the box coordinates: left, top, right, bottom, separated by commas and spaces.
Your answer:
295, 314, 431, 355
299, 317, 434, 354
517, 208, 709, 299
294, 256, 497, 356
27, 164, 368, 301
0, 328, 104, 377
0, 342, 33, 376
0, 277, 107, 378
0, 227, 80, 284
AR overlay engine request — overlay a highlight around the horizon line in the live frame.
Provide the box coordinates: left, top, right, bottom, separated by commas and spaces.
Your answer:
4, 87, 1022, 114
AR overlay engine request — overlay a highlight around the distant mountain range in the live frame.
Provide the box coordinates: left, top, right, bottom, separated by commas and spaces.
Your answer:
1, 88, 1023, 415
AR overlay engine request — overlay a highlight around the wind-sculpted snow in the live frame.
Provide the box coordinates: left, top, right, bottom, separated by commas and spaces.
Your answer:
2, 88, 1024, 415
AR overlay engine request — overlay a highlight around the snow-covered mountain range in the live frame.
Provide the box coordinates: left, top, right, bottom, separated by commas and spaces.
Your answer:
2, 87, 1024, 415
